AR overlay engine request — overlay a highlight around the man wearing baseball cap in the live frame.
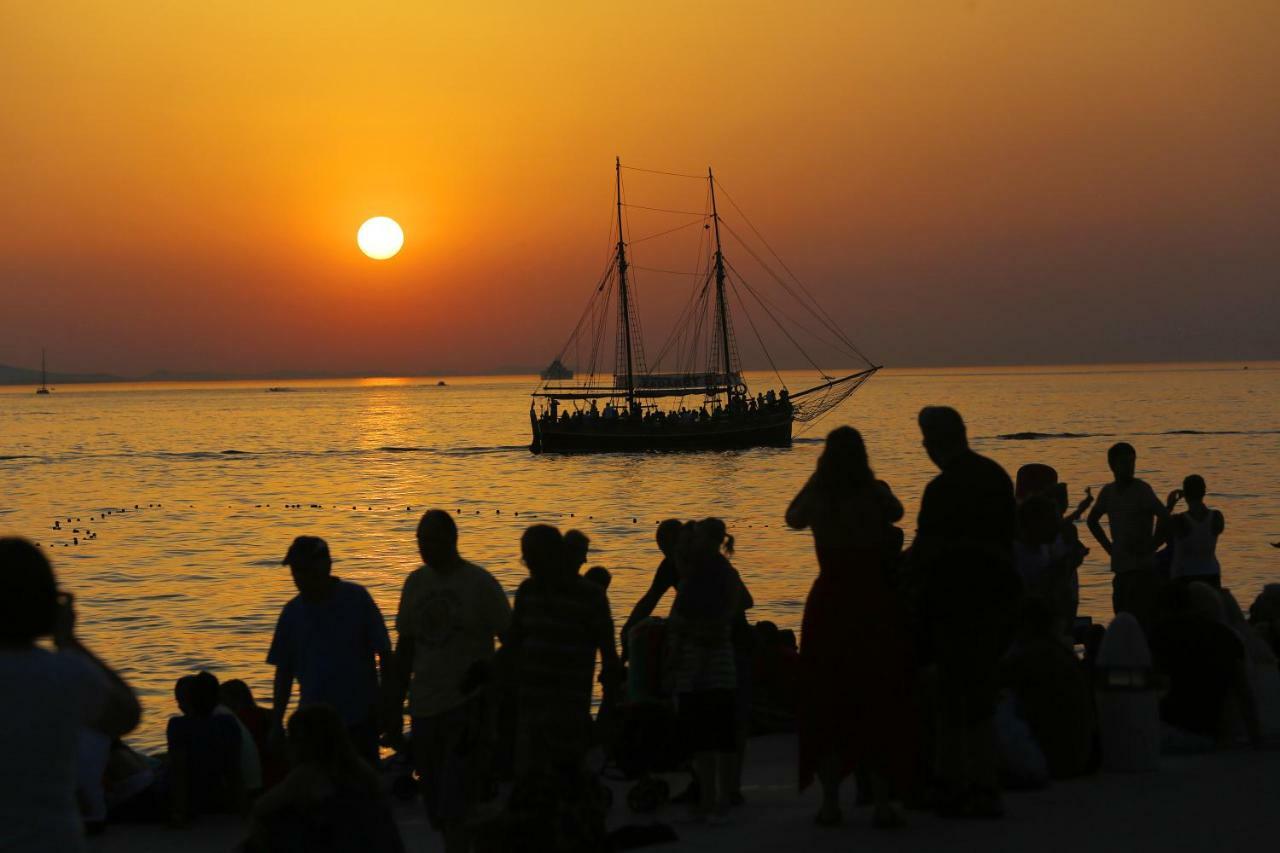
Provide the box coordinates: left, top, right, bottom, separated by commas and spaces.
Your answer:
267, 535, 391, 764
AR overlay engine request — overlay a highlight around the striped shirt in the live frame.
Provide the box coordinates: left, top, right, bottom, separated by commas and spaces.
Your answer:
506, 576, 614, 711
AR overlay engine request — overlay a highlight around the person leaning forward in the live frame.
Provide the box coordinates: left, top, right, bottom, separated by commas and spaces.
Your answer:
267, 535, 391, 767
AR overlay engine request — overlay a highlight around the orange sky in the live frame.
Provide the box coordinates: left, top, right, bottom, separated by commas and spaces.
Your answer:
2, 1, 1278, 376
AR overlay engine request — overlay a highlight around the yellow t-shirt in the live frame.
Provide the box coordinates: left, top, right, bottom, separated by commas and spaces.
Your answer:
395, 560, 511, 718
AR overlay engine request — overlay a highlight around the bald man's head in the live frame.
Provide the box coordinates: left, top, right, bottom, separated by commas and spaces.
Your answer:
417, 509, 459, 568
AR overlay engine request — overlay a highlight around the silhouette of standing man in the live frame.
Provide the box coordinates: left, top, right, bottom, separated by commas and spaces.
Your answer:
1087, 442, 1169, 622
384, 510, 510, 853
267, 536, 391, 766
910, 407, 1018, 818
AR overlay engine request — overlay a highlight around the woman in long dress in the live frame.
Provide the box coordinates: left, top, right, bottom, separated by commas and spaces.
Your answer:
786, 427, 917, 827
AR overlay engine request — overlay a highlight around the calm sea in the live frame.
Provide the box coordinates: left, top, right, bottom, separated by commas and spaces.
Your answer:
3, 364, 1278, 749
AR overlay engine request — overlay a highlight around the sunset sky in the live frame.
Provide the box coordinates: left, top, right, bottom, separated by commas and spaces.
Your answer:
2, 1, 1278, 376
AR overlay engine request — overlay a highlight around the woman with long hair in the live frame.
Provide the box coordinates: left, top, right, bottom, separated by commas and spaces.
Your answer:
786, 427, 916, 828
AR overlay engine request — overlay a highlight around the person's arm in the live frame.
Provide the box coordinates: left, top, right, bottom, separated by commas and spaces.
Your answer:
166, 718, 190, 825
168, 742, 190, 825
382, 637, 412, 752
53, 594, 141, 738
595, 594, 622, 693
1213, 510, 1225, 537
266, 607, 294, 733
226, 725, 247, 815
621, 567, 675, 659
1086, 487, 1113, 556
383, 577, 416, 750
876, 479, 905, 524
271, 665, 293, 730
1151, 486, 1174, 550
785, 478, 816, 529
735, 567, 755, 613
1066, 486, 1094, 524
487, 574, 513, 643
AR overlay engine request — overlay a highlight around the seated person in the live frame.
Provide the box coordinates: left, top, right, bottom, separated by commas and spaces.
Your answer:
749, 622, 799, 733
583, 566, 611, 590
1148, 584, 1259, 746
243, 704, 403, 853
220, 679, 287, 788
167, 671, 244, 822
1000, 600, 1096, 778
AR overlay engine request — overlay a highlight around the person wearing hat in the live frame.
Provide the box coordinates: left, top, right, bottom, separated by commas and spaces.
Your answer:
267, 535, 391, 765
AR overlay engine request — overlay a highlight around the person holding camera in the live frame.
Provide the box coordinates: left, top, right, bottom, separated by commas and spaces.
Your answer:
0, 537, 141, 853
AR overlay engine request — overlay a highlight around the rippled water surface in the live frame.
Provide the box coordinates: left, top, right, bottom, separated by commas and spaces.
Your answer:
3, 365, 1278, 749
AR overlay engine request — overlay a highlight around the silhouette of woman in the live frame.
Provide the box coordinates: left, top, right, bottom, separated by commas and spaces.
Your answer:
786, 427, 916, 827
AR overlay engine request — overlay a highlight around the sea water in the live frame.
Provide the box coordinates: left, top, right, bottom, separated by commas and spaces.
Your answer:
2, 364, 1277, 749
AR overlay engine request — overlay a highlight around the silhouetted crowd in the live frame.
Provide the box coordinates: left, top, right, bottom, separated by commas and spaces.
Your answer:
536, 389, 791, 429
2, 406, 1278, 852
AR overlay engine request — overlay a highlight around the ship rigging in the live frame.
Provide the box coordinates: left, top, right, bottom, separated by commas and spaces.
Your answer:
530, 159, 879, 453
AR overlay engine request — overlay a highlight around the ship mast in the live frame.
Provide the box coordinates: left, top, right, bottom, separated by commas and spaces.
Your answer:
615, 157, 636, 408
708, 168, 734, 393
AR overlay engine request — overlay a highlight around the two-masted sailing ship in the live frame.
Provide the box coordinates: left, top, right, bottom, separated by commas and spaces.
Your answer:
530, 159, 879, 454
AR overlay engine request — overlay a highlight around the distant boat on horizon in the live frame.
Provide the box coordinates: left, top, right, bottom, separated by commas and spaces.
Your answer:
36, 349, 51, 395
540, 359, 573, 381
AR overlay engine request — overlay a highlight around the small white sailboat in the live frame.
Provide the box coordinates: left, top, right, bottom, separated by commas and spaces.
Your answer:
36, 349, 51, 395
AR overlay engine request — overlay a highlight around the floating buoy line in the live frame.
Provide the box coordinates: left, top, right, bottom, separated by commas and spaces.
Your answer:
34, 500, 775, 551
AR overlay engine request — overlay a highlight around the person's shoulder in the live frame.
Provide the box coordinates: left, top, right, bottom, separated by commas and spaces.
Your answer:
1132, 478, 1159, 497
571, 575, 608, 602
458, 559, 503, 590
401, 564, 428, 588
336, 579, 373, 600
0, 644, 51, 670
974, 451, 1013, 485
51, 648, 108, 688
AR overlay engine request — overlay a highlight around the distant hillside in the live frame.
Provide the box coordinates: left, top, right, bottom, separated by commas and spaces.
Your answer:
0, 363, 123, 385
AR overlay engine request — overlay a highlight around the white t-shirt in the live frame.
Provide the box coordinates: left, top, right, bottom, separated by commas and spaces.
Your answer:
0, 647, 110, 852
395, 561, 511, 718
214, 705, 263, 791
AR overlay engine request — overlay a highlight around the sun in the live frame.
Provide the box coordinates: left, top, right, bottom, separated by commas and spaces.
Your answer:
357, 216, 404, 260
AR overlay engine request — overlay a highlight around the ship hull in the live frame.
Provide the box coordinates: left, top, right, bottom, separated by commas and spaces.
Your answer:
530, 410, 792, 454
